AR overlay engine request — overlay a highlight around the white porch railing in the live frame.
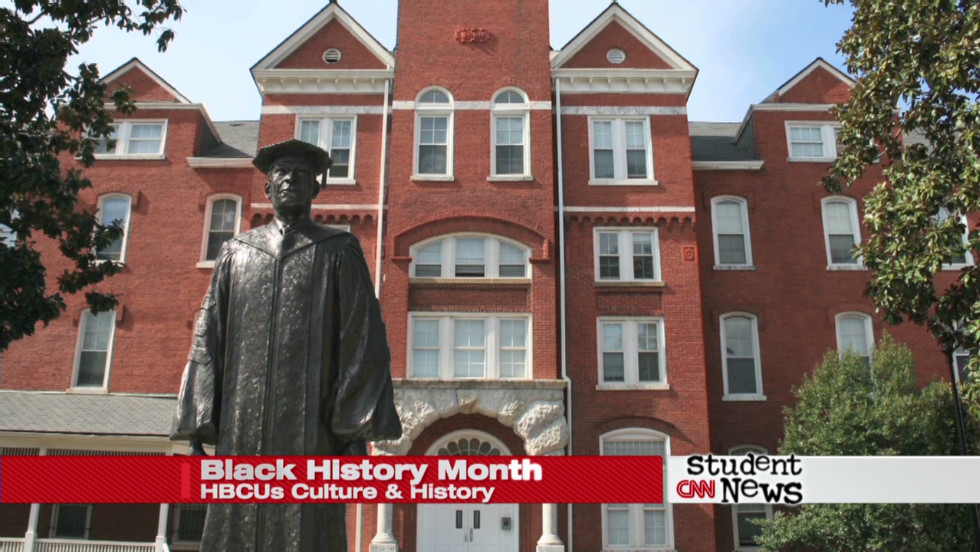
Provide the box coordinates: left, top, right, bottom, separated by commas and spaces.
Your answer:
0, 537, 25, 552
33, 541, 159, 552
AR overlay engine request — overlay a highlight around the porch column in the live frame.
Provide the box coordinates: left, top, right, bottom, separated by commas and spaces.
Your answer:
536, 503, 564, 552
369, 503, 397, 552
155, 502, 170, 552
23, 448, 46, 552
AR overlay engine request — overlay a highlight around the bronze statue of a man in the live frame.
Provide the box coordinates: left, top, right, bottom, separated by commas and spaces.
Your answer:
171, 139, 402, 552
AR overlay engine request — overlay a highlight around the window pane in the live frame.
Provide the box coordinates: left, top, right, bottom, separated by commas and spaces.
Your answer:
602, 323, 624, 382
127, 123, 163, 153
737, 510, 766, 547
637, 322, 660, 382
606, 506, 630, 545
594, 150, 614, 179
54, 505, 88, 539
415, 242, 442, 277
453, 320, 486, 378
829, 235, 857, 264
76, 352, 108, 387
593, 121, 613, 148
626, 149, 647, 179
494, 90, 524, 104
599, 233, 620, 279
418, 145, 447, 174
723, 318, 753, 358
838, 317, 870, 357
95, 125, 119, 154
495, 145, 524, 175
825, 202, 855, 234
455, 238, 485, 277
644, 508, 667, 545
718, 235, 747, 265
605, 440, 664, 456
420, 90, 449, 103
727, 358, 758, 394
97, 197, 131, 261
632, 233, 655, 279
499, 242, 527, 277
299, 120, 320, 145
177, 504, 207, 542
331, 120, 352, 148
500, 319, 528, 378
206, 199, 238, 261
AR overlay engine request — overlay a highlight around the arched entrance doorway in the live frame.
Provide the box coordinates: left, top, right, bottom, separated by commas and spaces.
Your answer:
417, 430, 519, 552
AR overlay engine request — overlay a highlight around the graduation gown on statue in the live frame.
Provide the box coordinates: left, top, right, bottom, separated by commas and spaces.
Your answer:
171, 219, 402, 552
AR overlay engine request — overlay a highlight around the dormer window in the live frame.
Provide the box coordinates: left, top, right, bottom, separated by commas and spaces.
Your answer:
94, 120, 167, 158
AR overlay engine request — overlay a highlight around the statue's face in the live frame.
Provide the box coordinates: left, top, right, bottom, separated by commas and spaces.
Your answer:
267, 154, 318, 216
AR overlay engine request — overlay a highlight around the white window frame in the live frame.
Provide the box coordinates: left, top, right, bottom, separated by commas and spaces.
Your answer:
720, 313, 766, 401
296, 116, 358, 185
588, 117, 656, 185
593, 228, 662, 283
821, 196, 863, 269
729, 446, 773, 551
786, 122, 840, 161
490, 88, 531, 180
409, 234, 530, 279
835, 312, 874, 363
198, 194, 243, 267
95, 194, 133, 264
413, 87, 454, 180
408, 314, 532, 380
600, 428, 674, 550
711, 196, 754, 268
71, 309, 117, 392
94, 120, 168, 159
596, 317, 667, 390
953, 348, 973, 384
938, 209, 974, 270
50, 504, 92, 539
172, 503, 208, 544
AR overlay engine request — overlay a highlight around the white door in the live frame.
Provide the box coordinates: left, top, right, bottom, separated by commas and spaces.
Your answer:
420, 503, 519, 552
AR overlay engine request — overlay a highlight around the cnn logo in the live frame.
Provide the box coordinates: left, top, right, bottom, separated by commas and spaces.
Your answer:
676, 479, 715, 499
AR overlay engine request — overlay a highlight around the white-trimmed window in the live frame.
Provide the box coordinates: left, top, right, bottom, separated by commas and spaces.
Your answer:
598, 318, 666, 387
491, 88, 530, 179
786, 122, 840, 161
409, 314, 530, 379
954, 349, 973, 384
595, 228, 661, 282
711, 197, 753, 267
836, 312, 874, 364
937, 208, 974, 269
601, 429, 672, 549
95, 194, 133, 263
414, 88, 454, 178
410, 234, 529, 279
50, 504, 91, 539
298, 117, 357, 184
200, 195, 242, 264
590, 118, 654, 184
173, 504, 207, 543
822, 197, 862, 267
721, 314, 764, 400
95, 120, 167, 158
729, 446, 772, 550
72, 309, 117, 389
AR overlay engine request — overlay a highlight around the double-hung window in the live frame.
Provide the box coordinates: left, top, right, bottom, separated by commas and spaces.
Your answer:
721, 314, 764, 400
415, 88, 453, 179
200, 195, 242, 264
73, 309, 117, 389
836, 312, 874, 365
601, 429, 672, 549
96, 194, 133, 263
590, 118, 654, 184
298, 117, 357, 183
786, 123, 839, 161
95, 120, 167, 158
595, 228, 661, 282
822, 197, 862, 268
491, 88, 530, 179
954, 349, 973, 384
410, 235, 529, 279
711, 197, 753, 267
729, 446, 772, 550
937, 208, 973, 269
409, 315, 530, 379
598, 318, 666, 387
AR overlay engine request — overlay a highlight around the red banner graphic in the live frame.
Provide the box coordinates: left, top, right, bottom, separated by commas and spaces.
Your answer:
0, 456, 662, 504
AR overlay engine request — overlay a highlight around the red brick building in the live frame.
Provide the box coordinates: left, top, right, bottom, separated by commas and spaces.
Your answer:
0, 2, 964, 552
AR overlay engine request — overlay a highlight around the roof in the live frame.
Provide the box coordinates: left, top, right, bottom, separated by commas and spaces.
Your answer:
689, 122, 759, 162
199, 120, 261, 158
0, 391, 176, 436
101, 57, 192, 104
763, 57, 854, 103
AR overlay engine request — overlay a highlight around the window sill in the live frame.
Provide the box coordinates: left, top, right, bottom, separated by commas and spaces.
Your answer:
411, 174, 455, 182
714, 264, 757, 271
597, 383, 670, 391
826, 264, 866, 271
595, 280, 666, 287
942, 263, 973, 270
94, 153, 166, 161
601, 548, 676, 552
67, 386, 109, 394
488, 175, 533, 182
589, 179, 659, 186
410, 277, 531, 284
325, 178, 357, 186
787, 156, 836, 163
723, 394, 767, 402
196, 260, 216, 269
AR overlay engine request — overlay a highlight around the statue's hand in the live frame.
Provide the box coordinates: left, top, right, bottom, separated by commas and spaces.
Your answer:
189, 440, 209, 456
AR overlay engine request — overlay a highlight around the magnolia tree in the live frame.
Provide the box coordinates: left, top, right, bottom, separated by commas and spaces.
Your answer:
823, 0, 980, 410
0, 0, 183, 351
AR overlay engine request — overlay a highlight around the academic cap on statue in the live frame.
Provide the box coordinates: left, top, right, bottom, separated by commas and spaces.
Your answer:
253, 139, 333, 185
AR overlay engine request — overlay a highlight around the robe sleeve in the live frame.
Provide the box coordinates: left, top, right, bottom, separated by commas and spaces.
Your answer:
330, 236, 402, 447
170, 243, 232, 445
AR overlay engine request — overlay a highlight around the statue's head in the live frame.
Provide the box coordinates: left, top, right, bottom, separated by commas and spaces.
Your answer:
253, 139, 332, 220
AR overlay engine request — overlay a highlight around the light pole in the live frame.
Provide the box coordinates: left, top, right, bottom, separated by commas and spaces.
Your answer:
943, 345, 980, 552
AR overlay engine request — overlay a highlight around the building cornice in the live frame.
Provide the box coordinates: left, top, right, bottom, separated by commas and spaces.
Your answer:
552, 68, 696, 95
253, 69, 394, 95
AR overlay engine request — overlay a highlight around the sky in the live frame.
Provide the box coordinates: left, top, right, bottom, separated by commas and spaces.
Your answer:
67, 0, 856, 123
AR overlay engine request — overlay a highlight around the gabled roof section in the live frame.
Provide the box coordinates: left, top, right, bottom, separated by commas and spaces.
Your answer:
252, 2, 394, 72
552, 3, 696, 72
762, 58, 854, 104
101, 58, 191, 103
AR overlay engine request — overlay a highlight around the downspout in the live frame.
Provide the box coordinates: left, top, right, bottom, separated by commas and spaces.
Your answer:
554, 76, 573, 552
374, 78, 392, 298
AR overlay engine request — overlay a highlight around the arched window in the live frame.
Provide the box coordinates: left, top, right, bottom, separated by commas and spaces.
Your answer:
410, 234, 529, 279
728, 446, 772, 549
600, 429, 672, 548
821, 196, 861, 267
491, 88, 530, 178
836, 312, 874, 364
721, 313, 764, 400
96, 194, 133, 263
428, 430, 510, 456
711, 196, 753, 267
414, 87, 454, 178
73, 309, 117, 389
200, 195, 242, 265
